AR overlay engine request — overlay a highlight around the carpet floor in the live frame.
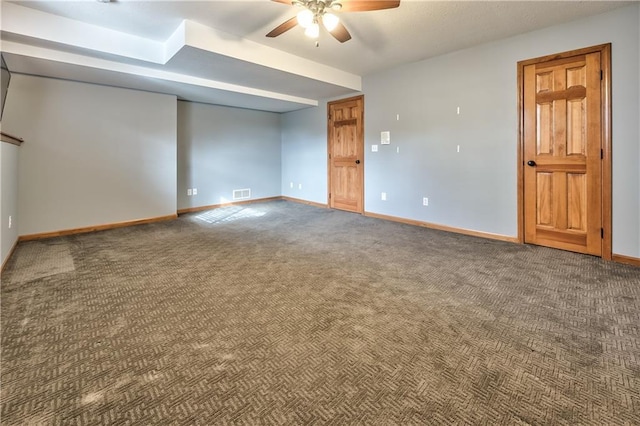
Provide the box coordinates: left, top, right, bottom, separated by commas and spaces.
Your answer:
1, 200, 639, 425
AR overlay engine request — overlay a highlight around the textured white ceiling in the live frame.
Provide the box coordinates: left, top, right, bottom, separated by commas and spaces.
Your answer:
2, 0, 632, 112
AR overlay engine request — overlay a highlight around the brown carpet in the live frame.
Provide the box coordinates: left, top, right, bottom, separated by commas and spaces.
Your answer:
1, 200, 639, 425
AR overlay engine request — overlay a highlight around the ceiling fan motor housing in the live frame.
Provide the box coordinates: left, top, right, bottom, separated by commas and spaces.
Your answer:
293, 0, 342, 13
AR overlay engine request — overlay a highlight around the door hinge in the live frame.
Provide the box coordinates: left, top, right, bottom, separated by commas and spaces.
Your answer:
329, 193, 331, 199
328, 153, 331, 159
600, 149, 604, 159
601, 228, 604, 239
600, 70, 603, 80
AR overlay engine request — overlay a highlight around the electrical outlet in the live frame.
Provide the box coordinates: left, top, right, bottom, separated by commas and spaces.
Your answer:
423, 197, 429, 206
381, 192, 387, 201
187, 189, 192, 196
8, 216, 12, 229
371, 144, 378, 152
457, 145, 460, 153
193, 188, 197, 195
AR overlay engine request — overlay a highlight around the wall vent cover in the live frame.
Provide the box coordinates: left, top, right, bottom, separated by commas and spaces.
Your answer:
233, 188, 251, 200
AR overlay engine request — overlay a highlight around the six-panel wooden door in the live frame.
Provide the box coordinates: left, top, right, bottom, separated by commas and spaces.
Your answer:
328, 96, 364, 213
523, 52, 603, 256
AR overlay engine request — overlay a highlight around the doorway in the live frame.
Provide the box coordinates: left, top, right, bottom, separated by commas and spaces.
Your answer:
518, 44, 611, 258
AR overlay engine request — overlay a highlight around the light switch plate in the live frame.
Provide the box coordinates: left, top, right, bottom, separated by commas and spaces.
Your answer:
381, 131, 390, 145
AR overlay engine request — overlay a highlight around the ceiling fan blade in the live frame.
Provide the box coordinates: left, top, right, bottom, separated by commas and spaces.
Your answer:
266, 17, 298, 38
339, 0, 400, 12
270, 0, 294, 5
329, 21, 352, 43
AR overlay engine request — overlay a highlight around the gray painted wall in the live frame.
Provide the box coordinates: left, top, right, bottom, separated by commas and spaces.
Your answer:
177, 101, 281, 210
281, 4, 640, 257
2, 74, 177, 236
1, 66, 10, 121
281, 104, 329, 204
1, 142, 19, 265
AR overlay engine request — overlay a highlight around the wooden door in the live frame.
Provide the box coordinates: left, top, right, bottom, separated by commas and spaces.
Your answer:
523, 52, 603, 256
328, 96, 364, 213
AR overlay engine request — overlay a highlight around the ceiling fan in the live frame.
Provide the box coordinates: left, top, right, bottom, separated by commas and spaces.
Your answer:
266, 0, 400, 44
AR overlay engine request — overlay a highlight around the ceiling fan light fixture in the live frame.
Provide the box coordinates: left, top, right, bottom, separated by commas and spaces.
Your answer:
322, 13, 339, 31
267, 0, 400, 43
304, 22, 320, 38
297, 9, 314, 28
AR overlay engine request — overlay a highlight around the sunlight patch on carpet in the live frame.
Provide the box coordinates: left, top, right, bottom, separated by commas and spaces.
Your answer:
194, 206, 266, 224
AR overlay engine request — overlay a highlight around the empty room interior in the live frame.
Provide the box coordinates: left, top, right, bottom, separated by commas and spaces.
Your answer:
1, 0, 639, 423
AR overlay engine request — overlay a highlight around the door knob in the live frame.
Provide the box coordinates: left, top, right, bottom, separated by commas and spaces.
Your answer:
355, 160, 361, 164
527, 160, 537, 167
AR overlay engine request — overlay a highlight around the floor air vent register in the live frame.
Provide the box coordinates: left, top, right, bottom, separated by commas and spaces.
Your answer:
232, 188, 251, 200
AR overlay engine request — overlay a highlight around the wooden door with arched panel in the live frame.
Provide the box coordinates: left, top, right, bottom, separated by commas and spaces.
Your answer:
522, 51, 604, 256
